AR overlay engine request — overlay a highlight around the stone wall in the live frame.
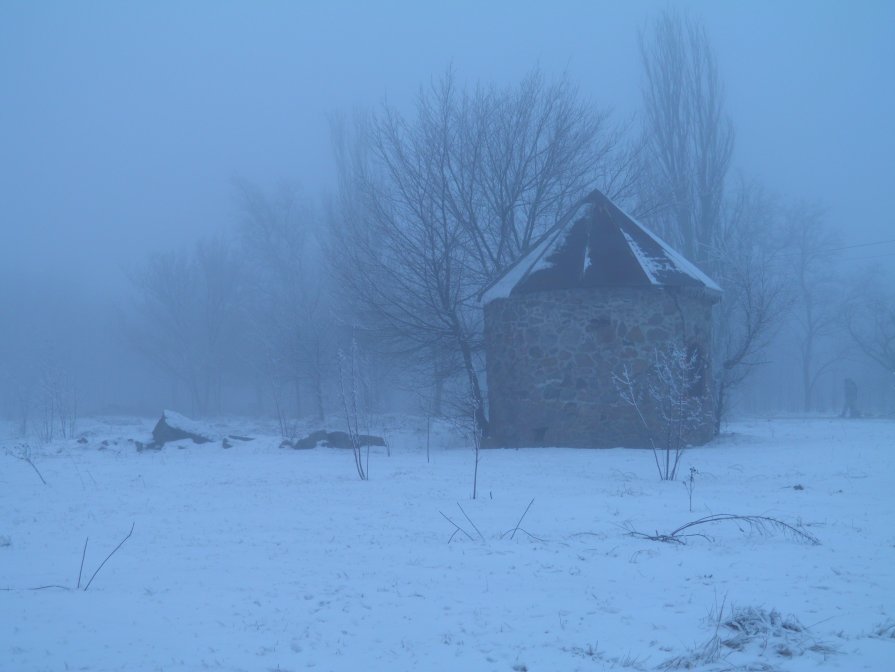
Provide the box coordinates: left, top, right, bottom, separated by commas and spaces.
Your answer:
484, 286, 715, 448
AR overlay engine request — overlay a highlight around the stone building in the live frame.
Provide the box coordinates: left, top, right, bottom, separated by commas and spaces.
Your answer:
481, 189, 721, 448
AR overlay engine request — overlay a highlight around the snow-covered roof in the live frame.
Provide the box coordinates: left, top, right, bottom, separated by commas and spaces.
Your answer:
481, 189, 721, 304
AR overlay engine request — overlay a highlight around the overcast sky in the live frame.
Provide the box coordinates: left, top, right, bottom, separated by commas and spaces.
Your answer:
2, 0, 893, 298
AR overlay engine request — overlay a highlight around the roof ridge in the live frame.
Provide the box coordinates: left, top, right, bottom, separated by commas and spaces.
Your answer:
480, 188, 721, 304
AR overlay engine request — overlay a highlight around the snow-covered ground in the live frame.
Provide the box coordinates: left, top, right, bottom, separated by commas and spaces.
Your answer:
1, 415, 893, 671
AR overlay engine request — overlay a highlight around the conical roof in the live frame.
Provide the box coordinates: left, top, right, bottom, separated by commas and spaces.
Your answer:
481, 189, 721, 304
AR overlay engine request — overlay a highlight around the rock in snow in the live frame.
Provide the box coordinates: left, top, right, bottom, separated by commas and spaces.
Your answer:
145, 411, 255, 449
289, 429, 386, 450
151, 410, 221, 446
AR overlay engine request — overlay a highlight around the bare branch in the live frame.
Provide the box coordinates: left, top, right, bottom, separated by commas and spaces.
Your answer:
440, 511, 474, 543
11, 450, 47, 486
77, 537, 88, 589
83, 522, 135, 591
506, 498, 535, 541
457, 503, 486, 542
628, 514, 820, 546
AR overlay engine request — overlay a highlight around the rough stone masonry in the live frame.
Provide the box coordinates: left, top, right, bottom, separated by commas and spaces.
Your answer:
484, 285, 715, 448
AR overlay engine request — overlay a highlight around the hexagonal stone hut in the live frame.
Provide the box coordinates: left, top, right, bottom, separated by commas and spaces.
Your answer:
481, 189, 721, 448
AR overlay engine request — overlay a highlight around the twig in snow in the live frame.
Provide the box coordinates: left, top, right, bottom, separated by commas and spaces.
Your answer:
2, 523, 135, 592
509, 528, 547, 543
25, 584, 71, 591
456, 503, 486, 542
76, 537, 88, 589
503, 498, 535, 540
10, 449, 48, 486
628, 514, 820, 546
622, 521, 707, 544
84, 522, 135, 591
440, 511, 474, 543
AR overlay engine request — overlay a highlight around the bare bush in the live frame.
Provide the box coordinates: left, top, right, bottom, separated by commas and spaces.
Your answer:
615, 342, 709, 481
650, 344, 710, 479
661, 604, 836, 669
441, 499, 543, 544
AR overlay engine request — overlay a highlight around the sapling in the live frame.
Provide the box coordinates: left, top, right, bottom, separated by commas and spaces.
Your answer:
614, 342, 708, 481
470, 395, 482, 499
337, 339, 368, 481
9, 444, 47, 486
683, 466, 698, 512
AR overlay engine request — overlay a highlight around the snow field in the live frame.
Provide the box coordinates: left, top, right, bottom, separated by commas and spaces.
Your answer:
1, 416, 893, 671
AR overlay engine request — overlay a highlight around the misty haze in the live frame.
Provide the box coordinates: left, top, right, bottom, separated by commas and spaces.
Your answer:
1, 2, 893, 670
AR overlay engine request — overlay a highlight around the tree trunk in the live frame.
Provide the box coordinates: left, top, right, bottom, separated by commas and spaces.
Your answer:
293, 378, 302, 419
458, 334, 488, 436
801, 295, 815, 413
802, 356, 812, 413
313, 371, 325, 422
188, 376, 204, 417
310, 336, 326, 421
433, 369, 445, 417
713, 379, 727, 436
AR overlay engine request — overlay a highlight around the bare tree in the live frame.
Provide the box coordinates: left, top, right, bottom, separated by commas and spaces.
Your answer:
36, 353, 78, 442
711, 183, 793, 431
844, 271, 895, 377
238, 181, 332, 421
1, 325, 76, 440
11, 373, 33, 437
639, 11, 792, 432
786, 204, 845, 411
639, 8, 734, 265
330, 69, 634, 433
124, 237, 244, 416
453, 70, 638, 279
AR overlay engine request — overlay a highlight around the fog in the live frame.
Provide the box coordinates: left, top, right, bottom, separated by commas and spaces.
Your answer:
2, 0, 894, 423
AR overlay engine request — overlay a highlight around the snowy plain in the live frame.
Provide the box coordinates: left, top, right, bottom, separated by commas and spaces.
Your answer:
1, 415, 893, 671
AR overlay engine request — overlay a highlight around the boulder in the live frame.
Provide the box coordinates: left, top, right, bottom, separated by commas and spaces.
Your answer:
145, 413, 256, 450
288, 429, 386, 450
324, 430, 386, 449
150, 410, 220, 447
293, 430, 329, 450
